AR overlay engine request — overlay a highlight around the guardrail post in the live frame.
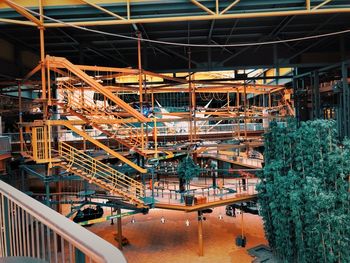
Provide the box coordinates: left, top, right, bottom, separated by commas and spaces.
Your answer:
3, 196, 12, 256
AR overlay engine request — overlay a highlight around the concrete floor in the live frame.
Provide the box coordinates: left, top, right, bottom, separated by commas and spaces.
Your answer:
87, 207, 268, 263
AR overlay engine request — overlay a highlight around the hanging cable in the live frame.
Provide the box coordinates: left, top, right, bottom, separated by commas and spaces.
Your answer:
9, 0, 350, 49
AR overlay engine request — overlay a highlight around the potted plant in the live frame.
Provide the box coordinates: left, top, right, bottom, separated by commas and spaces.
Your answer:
177, 155, 200, 206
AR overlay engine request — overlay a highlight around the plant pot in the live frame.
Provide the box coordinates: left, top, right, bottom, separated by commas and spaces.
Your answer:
235, 235, 246, 247
184, 194, 194, 206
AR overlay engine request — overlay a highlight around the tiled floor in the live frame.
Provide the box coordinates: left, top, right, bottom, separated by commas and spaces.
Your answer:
88, 207, 268, 263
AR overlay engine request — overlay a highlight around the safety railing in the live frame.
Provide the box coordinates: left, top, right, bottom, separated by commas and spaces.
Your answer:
147, 177, 258, 206
0, 180, 126, 263
47, 56, 148, 122
58, 80, 144, 150
58, 141, 145, 203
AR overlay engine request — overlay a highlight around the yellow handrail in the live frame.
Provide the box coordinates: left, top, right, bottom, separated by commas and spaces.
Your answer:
58, 81, 144, 147
58, 142, 145, 200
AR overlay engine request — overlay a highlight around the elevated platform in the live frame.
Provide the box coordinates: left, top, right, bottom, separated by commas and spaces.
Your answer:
155, 194, 257, 212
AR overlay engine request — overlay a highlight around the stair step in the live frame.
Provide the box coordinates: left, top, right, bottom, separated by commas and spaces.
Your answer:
61, 162, 68, 165
71, 167, 78, 170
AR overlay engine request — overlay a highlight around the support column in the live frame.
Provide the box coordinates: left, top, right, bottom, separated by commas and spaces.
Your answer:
18, 82, 24, 154
39, 0, 47, 119
342, 63, 349, 137
243, 84, 247, 140
197, 210, 204, 256
137, 32, 144, 150
188, 49, 193, 143
45, 181, 50, 207
312, 70, 320, 119
117, 208, 123, 250
236, 88, 240, 138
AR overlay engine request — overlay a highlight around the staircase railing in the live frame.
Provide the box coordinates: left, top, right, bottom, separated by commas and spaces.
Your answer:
47, 56, 148, 122
0, 180, 126, 263
58, 81, 144, 150
58, 142, 145, 204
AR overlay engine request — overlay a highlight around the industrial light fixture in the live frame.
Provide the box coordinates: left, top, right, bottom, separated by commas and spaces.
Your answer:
131, 216, 136, 224
185, 219, 190, 227
160, 216, 165, 224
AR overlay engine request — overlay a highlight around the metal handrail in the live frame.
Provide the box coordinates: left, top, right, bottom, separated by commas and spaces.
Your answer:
0, 180, 126, 263
58, 81, 143, 146
58, 141, 145, 199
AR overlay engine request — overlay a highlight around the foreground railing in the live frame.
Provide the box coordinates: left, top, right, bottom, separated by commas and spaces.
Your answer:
0, 180, 126, 263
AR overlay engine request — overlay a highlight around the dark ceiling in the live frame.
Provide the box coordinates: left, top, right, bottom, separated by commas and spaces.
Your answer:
0, 0, 349, 74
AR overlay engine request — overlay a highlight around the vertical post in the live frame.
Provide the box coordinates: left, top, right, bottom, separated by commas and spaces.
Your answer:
197, 210, 204, 256
18, 82, 24, 154
45, 182, 50, 207
151, 90, 154, 109
127, 0, 131, 20
236, 88, 240, 137
306, 0, 311, 10
153, 118, 158, 158
39, 0, 47, 119
243, 84, 247, 140
227, 92, 230, 113
48, 124, 52, 168
192, 77, 197, 142
47, 57, 51, 106
342, 62, 349, 137
312, 70, 320, 119
188, 48, 193, 143
117, 208, 123, 250
82, 125, 86, 152
241, 211, 244, 239
137, 32, 144, 151
3, 196, 12, 257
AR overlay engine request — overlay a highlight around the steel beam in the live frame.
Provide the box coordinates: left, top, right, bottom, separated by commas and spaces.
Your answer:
220, 0, 240, 15
190, 0, 215, 15
3, 0, 42, 26
0, 17, 36, 26
79, 0, 125, 20
42, 8, 350, 27
312, 0, 333, 10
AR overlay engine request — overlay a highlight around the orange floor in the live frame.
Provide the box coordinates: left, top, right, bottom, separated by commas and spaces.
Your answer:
87, 207, 268, 263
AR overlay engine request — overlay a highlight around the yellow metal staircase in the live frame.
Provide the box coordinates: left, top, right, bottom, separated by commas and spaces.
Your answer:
48, 120, 147, 173
47, 56, 148, 122
57, 142, 146, 208
57, 80, 147, 156
45, 56, 148, 122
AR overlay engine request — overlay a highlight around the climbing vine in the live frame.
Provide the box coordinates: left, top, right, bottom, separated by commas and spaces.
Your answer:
257, 120, 350, 263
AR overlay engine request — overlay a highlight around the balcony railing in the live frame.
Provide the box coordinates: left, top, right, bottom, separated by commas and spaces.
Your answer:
0, 180, 126, 263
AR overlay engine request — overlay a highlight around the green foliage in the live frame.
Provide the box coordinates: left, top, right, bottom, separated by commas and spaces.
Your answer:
177, 155, 200, 190
257, 120, 350, 263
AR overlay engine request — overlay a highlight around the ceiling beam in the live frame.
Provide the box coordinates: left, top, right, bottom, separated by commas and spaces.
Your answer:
0, 17, 36, 26
220, 0, 240, 15
3, 0, 42, 26
312, 0, 333, 11
306, 0, 311, 10
79, 0, 125, 20
42, 8, 350, 27
190, 0, 215, 15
